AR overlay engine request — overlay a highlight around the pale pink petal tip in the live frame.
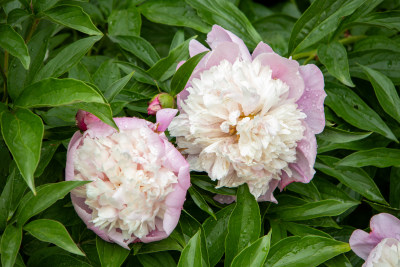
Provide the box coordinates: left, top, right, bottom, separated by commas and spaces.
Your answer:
189, 39, 209, 57
214, 194, 236, 204
156, 108, 178, 132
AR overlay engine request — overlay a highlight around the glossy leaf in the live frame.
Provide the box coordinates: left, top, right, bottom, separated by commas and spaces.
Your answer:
225, 184, 261, 266
104, 72, 134, 102
33, 36, 101, 82
1, 109, 44, 193
0, 24, 30, 69
231, 232, 271, 267
14, 181, 89, 226
338, 148, 400, 168
96, 237, 130, 267
32, 0, 60, 12
110, 35, 160, 67
108, 8, 141, 36
92, 59, 121, 92
177, 230, 202, 267
316, 156, 387, 204
324, 82, 397, 142
188, 186, 216, 220
360, 64, 400, 124
24, 219, 84, 256
44, 5, 102, 35
354, 11, 400, 32
170, 51, 208, 96
73, 102, 118, 130
137, 252, 176, 267
265, 236, 350, 267
318, 41, 354, 87
186, 0, 262, 48
283, 222, 331, 238
0, 224, 22, 267
191, 175, 236, 196
34, 141, 60, 177
317, 127, 371, 145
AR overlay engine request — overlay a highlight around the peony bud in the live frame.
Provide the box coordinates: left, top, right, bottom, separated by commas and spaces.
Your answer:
147, 93, 175, 115
66, 109, 189, 249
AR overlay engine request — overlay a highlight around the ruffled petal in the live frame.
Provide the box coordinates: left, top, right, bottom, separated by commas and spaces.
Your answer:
252, 42, 274, 59
189, 39, 209, 57
350, 229, 380, 260
206, 25, 251, 61
297, 64, 326, 134
255, 53, 304, 102
156, 108, 178, 132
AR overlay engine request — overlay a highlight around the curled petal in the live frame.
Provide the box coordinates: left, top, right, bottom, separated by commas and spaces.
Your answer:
156, 108, 178, 132
252, 42, 274, 59
297, 64, 326, 134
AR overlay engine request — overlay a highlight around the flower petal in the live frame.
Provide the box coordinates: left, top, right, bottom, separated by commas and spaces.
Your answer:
370, 213, 400, 241
65, 131, 82, 181
258, 178, 279, 203
213, 194, 236, 204
206, 25, 251, 61
350, 229, 380, 260
297, 64, 326, 134
252, 42, 274, 59
189, 39, 209, 57
76, 110, 100, 131
204, 41, 241, 69
156, 108, 178, 132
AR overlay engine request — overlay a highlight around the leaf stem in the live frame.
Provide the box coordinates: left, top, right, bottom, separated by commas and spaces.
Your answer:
26, 18, 40, 43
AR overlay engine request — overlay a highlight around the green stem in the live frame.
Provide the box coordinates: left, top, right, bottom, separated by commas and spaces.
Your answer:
339, 34, 367, 45
25, 18, 39, 43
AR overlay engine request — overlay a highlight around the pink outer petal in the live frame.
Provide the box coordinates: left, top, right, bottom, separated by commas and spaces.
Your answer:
156, 108, 178, 132
297, 64, 326, 134
65, 131, 83, 181
252, 42, 274, 59
255, 53, 304, 102
204, 41, 240, 70
370, 213, 400, 241
350, 229, 380, 260
258, 178, 279, 203
189, 39, 209, 57
279, 123, 317, 190
206, 25, 251, 61
214, 194, 236, 204
76, 110, 100, 131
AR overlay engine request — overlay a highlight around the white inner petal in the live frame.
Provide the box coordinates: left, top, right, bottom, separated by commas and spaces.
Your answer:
366, 238, 400, 267
169, 58, 306, 198
73, 127, 178, 240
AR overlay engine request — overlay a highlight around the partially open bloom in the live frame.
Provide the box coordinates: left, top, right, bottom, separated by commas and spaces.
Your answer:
169, 25, 326, 201
66, 109, 189, 248
147, 93, 175, 115
350, 213, 400, 267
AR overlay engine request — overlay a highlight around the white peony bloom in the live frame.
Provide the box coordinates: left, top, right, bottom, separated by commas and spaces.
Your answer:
364, 238, 400, 267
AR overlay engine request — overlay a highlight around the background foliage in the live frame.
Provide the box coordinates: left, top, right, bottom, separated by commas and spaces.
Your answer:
0, 0, 400, 266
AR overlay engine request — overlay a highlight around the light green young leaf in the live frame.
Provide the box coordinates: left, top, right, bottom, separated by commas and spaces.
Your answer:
0, 24, 30, 69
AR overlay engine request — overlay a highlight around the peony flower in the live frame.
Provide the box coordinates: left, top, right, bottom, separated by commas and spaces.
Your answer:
147, 93, 175, 115
65, 109, 190, 249
168, 25, 326, 201
350, 213, 400, 266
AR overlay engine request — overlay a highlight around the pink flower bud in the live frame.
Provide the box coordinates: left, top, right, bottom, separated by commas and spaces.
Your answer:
147, 93, 175, 115
66, 109, 189, 249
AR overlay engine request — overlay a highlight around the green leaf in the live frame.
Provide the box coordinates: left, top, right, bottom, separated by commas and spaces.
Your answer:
354, 11, 400, 32
269, 200, 359, 221
231, 232, 271, 267
288, 0, 366, 55
109, 35, 161, 67
7, 8, 31, 27
286, 181, 321, 201
14, 181, 89, 226
170, 51, 208, 96
315, 156, 386, 204
108, 8, 141, 36
24, 219, 84, 256
265, 236, 350, 267
92, 59, 121, 92
191, 175, 236, 196
186, 0, 262, 48
177, 230, 202, 267
73, 102, 117, 130
134, 236, 183, 254
170, 30, 185, 51
360, 65, 400, 124
33, 35, 101, 82
34, 141, 60, 177
317, 126, 371, 145
0, 224, 22, 267
390, 167, 400, 209
104, 72, 134, 102
43, 5, 102, 35
1, 109, 44, 193
140, 0, 211, 33
318, 41, 354, 87
0, 24, 30, 69
203, 205, 234, 266
324, 82, 397, 142
324, 254, 352, 267
353, 36, 400, 52
225, 184, 261, 266
96, 236, 130, 267
137, 252, 176, 267
337, 148, 400, 168
283, 222, 331, 238
188, 186, 216, 220
69, 62, 91, 83
32, 0, 60, 12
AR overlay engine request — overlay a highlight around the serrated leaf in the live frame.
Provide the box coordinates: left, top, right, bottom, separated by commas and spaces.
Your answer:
96, 236, 130, 267
265, 236, 350, 267
225, 184, 261, 267
14, 181, 89, 226
337, 148, 400, 168
140, 0, 211, 33
177, 230, 202, 267
360, 64, 400, 124
0, 24, 30, 69
188, 186, 216, 220
1, 109, 43, 193
0, 224, 22, 267
24, 219, 84, 256
324, 82, 397, 142
186, 0, 262, 49
231, 232, 271, 267
318, 41, 354, 87
170, 51, 208, 96
33, 36, 101, 82
108, 8, 141, 36
44, 5, 102, 35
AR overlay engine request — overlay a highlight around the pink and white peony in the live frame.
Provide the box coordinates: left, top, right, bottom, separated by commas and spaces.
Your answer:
350, 213, 400, 267
168, 25, 326, 201
66, 109, 189, 249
